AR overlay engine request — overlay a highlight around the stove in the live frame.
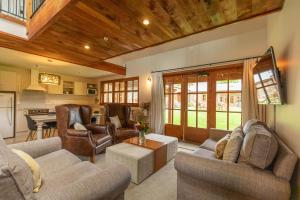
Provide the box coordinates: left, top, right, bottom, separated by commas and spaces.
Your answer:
25, 109, 50, 116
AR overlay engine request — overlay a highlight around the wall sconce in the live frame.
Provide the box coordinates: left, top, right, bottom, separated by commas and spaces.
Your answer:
147, 76, 152, 83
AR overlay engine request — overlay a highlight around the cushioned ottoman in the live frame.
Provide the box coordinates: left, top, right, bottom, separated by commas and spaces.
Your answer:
146, 133, 178, 161
106, 143, 154, 184
106, 134, 178, 184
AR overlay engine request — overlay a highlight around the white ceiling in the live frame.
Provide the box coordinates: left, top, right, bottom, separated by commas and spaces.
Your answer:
0, 47, 113, 78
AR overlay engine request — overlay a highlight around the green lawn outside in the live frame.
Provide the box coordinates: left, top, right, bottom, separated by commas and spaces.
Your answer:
167, 110, 241, 130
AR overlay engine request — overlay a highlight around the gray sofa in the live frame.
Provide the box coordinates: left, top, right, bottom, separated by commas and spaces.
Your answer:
1, 136, 131, 200
175, 124, 297, 200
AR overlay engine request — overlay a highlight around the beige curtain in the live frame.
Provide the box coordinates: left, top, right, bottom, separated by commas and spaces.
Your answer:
150, 72, 165, 134
242, 59, 266, 124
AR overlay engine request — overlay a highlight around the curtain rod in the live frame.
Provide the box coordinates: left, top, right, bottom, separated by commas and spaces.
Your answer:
151, 55, 262, 74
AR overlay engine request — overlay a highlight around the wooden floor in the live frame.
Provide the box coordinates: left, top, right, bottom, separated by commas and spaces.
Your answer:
4, 130, 58, 145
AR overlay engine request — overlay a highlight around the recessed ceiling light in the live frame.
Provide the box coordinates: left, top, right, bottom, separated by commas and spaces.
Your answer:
103, 36, 109, 41
143, 19, 150, 26
84, 45, 90, 50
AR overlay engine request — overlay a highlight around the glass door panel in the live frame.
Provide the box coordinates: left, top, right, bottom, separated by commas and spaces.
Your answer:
164, 77, 183, 139
198, 111, 207, 128
184, 74, 208, 143
215, 70, 242, 130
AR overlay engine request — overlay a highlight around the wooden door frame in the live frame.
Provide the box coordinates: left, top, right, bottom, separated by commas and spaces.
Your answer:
163, 63, 243, 143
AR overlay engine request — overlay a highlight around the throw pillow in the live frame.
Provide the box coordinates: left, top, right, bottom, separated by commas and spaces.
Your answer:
239, 125, 278, 169
223, 128, 244, 162
74, 122, 87, 131
12, 149, 42, 193
243, 119, 269, 134
215, 134, 230, 159
0, 146, 34, 199
110, 116, 122, 129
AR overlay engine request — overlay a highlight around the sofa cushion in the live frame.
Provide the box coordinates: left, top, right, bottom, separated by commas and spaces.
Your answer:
34, 161, 103, 199
8, 137, 62, 159
0, 143, 34, 199
193, 148, 216, 159
199, 139, 216, 151
223, 128, 244, 162
272, 133, 297, 181
215, 134, 230, 159
239, 125, 278, 169
12, 149, 42, 193
36, 149, 81, 179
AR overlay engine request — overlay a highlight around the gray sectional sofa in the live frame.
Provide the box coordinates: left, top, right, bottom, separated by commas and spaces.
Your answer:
175, 121, 297, 200
0, 136, 131, 200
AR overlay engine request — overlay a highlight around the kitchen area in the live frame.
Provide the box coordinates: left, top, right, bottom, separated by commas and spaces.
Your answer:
0, 65, 103, 140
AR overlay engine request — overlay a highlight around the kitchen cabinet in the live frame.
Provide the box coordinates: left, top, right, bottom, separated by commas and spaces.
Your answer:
63, 81, 74, 95
46, 79, 93, 96
74, 81, 87, 95
0, 71, 17, 91
47, 83, 63, 94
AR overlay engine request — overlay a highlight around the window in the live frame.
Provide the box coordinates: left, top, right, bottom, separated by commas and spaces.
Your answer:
216, 72, 242, 130
127, 79, 139, 104
100, 77, 139, 105
103, 82, 113, 103
114, 81, 125, 103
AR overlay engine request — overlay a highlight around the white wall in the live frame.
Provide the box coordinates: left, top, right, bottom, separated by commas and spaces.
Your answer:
266, 0, 300, 197
0, 18, 27, 38
103, 28, 268, 104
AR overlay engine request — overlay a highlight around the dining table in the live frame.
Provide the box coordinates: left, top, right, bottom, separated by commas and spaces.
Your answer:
30, 115, 57, 139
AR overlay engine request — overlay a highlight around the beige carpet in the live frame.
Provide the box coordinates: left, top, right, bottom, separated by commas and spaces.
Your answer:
92, 142, 198, 200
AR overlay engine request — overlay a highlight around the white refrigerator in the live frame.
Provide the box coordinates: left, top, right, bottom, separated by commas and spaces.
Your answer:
0, 92, 15, 138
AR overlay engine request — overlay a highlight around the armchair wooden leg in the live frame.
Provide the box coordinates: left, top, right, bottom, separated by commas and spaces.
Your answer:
90, 154, 96, 163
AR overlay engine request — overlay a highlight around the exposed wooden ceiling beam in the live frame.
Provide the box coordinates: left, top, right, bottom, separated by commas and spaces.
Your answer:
88, 61, 126, 75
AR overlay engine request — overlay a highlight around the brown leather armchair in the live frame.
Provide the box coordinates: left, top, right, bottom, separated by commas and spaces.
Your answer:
56, 104, 112, 162
105, 104, 139, 144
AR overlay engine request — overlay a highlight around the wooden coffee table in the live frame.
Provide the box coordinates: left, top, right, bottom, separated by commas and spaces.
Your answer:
124, 137, 167, 171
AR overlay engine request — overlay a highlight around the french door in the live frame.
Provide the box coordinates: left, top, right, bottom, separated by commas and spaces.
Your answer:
164, 75, 184, 139
184, 74, 209, 142
164, 64, 243, 143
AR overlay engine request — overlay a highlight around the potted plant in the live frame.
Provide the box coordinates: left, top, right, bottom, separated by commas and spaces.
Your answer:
135, 121, 149, 145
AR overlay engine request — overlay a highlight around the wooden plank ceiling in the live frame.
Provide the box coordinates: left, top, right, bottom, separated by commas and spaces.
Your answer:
0, 0, 285, 75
